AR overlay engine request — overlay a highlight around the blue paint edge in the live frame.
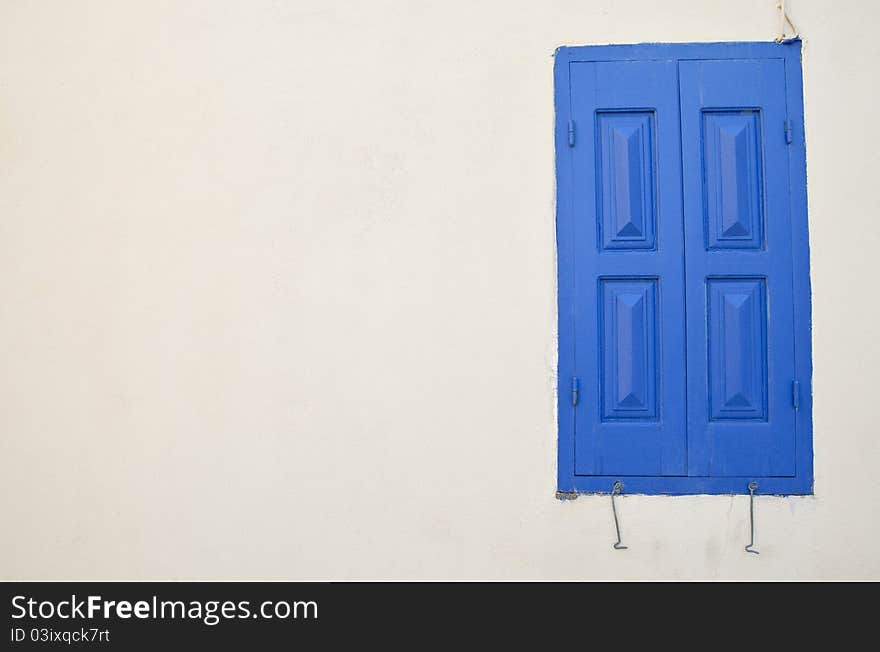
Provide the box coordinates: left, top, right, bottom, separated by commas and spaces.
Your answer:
783, 41, 814, 496
568, 476, 812, 496
554, 40, 813, 496
560, 40, 798, 61
554, 44, 576, 494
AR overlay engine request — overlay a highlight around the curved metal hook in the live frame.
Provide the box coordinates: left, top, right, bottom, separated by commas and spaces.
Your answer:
611, 480, 627, 550
774, 0, 800, 43
745, 481, 760, 555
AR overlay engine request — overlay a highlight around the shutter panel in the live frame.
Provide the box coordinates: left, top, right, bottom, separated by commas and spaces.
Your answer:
570, 61, 687, 476
679, 59, 797, 477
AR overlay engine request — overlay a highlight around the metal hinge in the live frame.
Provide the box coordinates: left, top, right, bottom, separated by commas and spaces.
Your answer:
568, 119, 575, 146
571, 376, 579, 406
784, 119, 793, 144
792, 380, 800, 410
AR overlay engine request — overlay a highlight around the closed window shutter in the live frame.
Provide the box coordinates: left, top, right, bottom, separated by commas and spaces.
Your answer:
569, 61, 687, 477
680, 59, 797, 477
558, 43, 811, 494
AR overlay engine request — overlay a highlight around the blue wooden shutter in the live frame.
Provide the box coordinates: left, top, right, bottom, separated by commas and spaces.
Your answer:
680, 59, 797, 477
569, 61, 687, 476
556, 42, 812, 494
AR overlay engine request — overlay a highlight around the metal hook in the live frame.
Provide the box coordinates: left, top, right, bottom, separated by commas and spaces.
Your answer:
745, 481, 760, 555
774, 1, 800, 43
611, 480, 627, 550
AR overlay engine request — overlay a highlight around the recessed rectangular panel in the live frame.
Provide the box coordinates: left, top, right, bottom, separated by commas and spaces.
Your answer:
702, 110, 764, 250
707, 278, 767, 420
597, 111, 656, 250
601, 279, 658, 420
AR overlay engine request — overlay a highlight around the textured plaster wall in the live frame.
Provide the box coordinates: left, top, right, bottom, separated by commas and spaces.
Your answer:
1, 0, 878, 580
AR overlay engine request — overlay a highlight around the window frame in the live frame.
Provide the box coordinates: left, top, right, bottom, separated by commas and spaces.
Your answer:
555, 41, 813, 495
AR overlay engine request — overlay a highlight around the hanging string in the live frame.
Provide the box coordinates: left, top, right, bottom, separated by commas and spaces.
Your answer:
776, 0, 800, 43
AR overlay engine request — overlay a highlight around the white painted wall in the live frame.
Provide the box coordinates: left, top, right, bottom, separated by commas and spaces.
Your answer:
1, 0, 878, 580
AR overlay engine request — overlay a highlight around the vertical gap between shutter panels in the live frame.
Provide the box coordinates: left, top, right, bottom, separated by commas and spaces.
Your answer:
675, 57, 690, 477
